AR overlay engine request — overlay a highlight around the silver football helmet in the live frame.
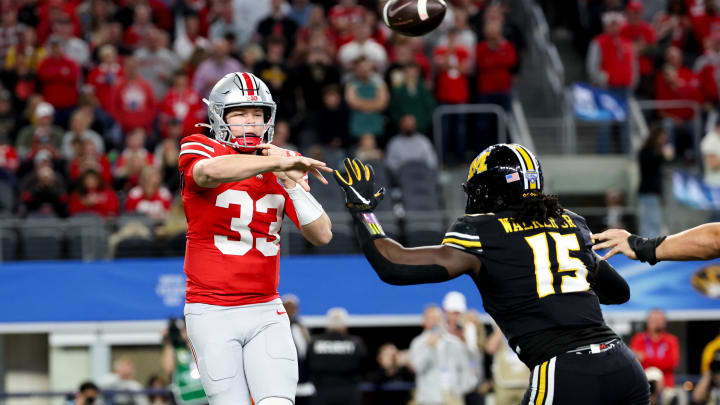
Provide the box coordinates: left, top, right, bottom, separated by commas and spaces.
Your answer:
202, 72, 276, 150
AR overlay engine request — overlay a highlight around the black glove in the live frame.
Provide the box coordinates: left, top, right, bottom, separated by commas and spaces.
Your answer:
334, 158, 385, 213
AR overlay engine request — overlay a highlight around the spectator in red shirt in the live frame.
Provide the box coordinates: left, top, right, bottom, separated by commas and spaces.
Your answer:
694, 31, 720, 107
476, 19, 517, 149
621, 1, 658, 97
689, 0, 720, 48
587, 11, 637, 153
630, 310, 680, 388
122, 3, 155, 51
124, 166, 172, 221
159, 70, 204, 138
86, 44, 124, 116
110, 56, 157, 136
434, 27, 471, 165
115, 127, 154, 190
656, 46, 702, 158
0, 142, 19, 186
328, 0, 365, 49
68, 137, 113, 187
68, 169, 118, 217
36, 35, 80, 129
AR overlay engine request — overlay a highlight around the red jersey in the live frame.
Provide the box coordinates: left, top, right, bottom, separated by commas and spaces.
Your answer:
178, 134, 301, 306
159, 86, 205, 137
124, 184, 173, 217
87, 63, 124, 113
476, 39, 517, 94
630, 332, 680, 387
433, 45, 470, 103
36, 55, 80, 109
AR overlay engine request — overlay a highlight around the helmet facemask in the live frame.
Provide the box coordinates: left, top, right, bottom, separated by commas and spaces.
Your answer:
202, 72, 277, 153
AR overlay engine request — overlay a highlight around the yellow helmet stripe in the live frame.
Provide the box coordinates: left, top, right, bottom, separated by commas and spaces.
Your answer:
514, 145, 535, 171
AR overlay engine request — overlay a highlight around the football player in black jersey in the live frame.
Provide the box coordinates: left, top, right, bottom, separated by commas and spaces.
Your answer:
334, 144, 650, 405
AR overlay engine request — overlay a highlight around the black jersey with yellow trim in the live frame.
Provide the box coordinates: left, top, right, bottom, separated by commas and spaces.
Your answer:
442, 209, 617, 367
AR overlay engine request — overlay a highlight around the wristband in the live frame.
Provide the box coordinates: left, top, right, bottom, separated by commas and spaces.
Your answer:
284, 184, 324, 226
352, 211, 387, 247
627, 235, 667, 265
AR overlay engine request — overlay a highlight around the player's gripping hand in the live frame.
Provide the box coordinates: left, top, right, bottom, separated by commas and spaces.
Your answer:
334, 157, 385, 213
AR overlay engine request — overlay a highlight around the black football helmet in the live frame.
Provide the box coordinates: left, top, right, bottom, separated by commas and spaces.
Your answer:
463, 144, 544, 214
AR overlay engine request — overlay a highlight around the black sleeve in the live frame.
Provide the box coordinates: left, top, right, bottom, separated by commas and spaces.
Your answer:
361, 239, 453, 285
592, 260, 630, 305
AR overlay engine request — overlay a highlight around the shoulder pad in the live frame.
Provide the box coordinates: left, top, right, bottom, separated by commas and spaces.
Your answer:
442, 217, 484, 254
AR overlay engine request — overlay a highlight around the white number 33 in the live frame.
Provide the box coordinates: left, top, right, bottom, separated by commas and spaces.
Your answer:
213, 190, 284, 256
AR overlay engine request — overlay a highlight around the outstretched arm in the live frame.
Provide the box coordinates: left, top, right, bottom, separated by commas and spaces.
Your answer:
334, 158, 481, 285
592, 223, 720, 262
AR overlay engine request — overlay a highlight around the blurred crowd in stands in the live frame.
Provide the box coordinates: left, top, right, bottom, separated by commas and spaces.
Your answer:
0, 0, 523, 235
62, 292, 720, 405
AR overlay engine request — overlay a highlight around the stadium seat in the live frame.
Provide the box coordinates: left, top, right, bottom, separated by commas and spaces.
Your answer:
309, 176, 346, 213
115, 212, 157, 231
0, 182, 14, 215
396, 161, 441, 211
21, 216, 64, 260
66, 214, 109, 260
0, 226, 18, 261
311, 223, 359, 255
114, 236, 158, 258
404, 215, 446, 247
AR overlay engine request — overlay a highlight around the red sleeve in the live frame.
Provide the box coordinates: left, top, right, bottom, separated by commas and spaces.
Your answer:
629, 333, 644, 353
105, 189, 119, 216
178, 134, 219, 193
124, 193, 139, 212
69, 193, 83, 216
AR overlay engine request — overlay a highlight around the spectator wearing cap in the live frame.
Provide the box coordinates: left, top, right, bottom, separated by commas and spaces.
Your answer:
18, 149, 68, 217
656, 46, 702, 158
134, 28, 181, 99
307, 307, 367, 405
68, 169, 118, 217
338, 20, 387, 73
256, 0, 298, 52
124, 166, 172, 221
385, 115, 437, 175
410, 305, 477, 405
621, 1, 658, 98
630, 309, 680, 388
15, 102, 64, 160
254, 36, 295, 120
36, 34, 80, 129
115, 127, 154, 189
434, 27, 471, 165
442, 291, 486, 405
110, 56, 157, 136
62, 107, 104, 160
345, 56, 388, 139
159, 70, 204, 138
174, 12, 210, 62
388, 62, 435, 135
587, 11, 637, 153
52, 14, 89, 68
191, 37, 243, 98
86, 44, 124, 116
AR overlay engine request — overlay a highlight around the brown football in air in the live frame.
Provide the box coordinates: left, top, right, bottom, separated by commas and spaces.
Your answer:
382, 0, 448, 37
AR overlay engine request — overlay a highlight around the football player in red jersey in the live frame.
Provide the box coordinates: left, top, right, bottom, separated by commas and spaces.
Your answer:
178, 72, 333, 405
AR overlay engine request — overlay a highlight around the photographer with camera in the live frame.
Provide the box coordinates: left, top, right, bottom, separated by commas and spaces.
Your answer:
693, 350, 720, 404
